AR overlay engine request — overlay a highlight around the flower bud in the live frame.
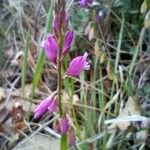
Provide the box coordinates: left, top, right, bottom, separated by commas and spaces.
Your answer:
66, 52, 90, 76
34, 96, 53, 119
41, 35, 58, 64
53, 115, 70, 134
34, 93, 57, 119
60, 116, 70, 134
48, 98, 58, 113
62, 31, 74, 55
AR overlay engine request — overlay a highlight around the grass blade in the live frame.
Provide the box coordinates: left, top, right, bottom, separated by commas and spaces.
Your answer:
31, 0, 54, 98
115, 16, 124, 73
26, 0, 54, 119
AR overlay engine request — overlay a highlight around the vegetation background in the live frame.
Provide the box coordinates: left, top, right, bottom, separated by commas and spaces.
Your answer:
0, 0, 150, 149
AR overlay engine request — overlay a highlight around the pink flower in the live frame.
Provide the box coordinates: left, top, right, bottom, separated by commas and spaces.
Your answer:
63, 31, 74, 55
48, 98, 58, 112
34, 95, 57, 119
42, 35, 58, 64
60, 116, 70, 134
66, 52, 90, 76
53, 115, 70, 134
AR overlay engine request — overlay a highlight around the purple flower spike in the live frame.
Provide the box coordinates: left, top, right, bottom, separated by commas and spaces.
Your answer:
42, 35, 58, 64
60, 116, 70, 134
34, 96, 53, 119
48, 98, 58, 113
63, 31, 74, 55
66, 52, 90, 76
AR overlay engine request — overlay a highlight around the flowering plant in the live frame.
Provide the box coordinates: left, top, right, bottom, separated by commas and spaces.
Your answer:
34, 0, 90, 149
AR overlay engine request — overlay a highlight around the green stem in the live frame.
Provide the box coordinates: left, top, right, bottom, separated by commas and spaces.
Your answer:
61, 134, 68, 150
129, 27, 145, 76
58, 54, 63, 116
57, 28, 64, 116
57, 31, 67, 150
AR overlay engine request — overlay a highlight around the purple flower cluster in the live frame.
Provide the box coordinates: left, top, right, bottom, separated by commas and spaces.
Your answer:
41, 10, 90, 76
34, 93, 57, 119
41, 31, 74, 64
34, 95, 75, 141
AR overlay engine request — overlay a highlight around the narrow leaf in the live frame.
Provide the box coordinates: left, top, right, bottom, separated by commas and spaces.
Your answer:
31, 0, 54, 98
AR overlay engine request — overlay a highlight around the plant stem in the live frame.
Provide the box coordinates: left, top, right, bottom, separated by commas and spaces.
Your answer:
57, 32, 68, 150
57, 36, 63, 116
58, 56, 63, 116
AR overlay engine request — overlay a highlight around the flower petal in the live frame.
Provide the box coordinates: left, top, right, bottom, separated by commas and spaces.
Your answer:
63, 31, 74, 55
43, 35, 58, 64
66, 52, 90, 76
66, 56, 84, 76
34, 93, 56, 119
48, 99, 58, 113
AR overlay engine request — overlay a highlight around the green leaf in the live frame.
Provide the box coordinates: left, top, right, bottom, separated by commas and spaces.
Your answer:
31, 0, 54, 98
141, 0, 147, 14
115, 16, 124, 73
144, 11, 150, 28
124, 78, 134, 96
146, 0, 150, 9
112, 0, 130, 8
